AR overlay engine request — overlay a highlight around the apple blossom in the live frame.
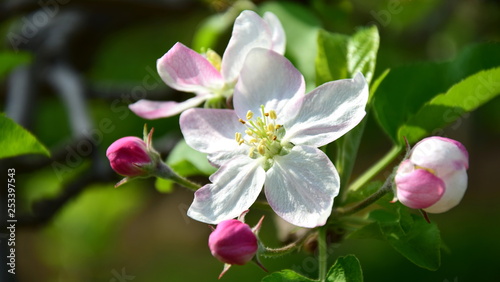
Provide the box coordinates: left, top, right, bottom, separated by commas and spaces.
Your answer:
180, 48, 369, 228
129, 10, 285, 119
395, 136, 469, 213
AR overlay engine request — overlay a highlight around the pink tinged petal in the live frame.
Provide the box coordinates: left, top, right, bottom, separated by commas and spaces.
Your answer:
395, 166, 445, 209
263, 12, 286, 55
283, 72, 369, 147
264, 146, 339, 228
129, 96, 207, 119
411, 137, 469, 175
221, 11, 275, 83
157, 42, 224, 93
424, 167, 468, 213
208, 219, 258, 265
106, 137, 151, 177
233, 48, 305, 120
187, 156, 266, 224
179, 108, 247, 166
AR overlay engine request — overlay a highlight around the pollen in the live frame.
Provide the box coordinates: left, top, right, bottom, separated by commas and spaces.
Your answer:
246, 110, 254, 120
269, 110, 277, 120
234, 105, 285, 160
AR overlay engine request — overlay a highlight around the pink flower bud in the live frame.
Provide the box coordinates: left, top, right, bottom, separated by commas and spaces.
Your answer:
106, 137, 152, 177
208, 219, 258, 266
395, 137, 469, 213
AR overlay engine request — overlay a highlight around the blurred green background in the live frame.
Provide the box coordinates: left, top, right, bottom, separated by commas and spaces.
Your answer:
1, 0, 499, 281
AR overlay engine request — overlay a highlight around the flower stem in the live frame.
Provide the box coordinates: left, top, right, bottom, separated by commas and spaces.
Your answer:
261, 229, 315, 258
332, 176, 393, 218
155, 162, 201, 191
318, 227, 328, 282
348, 145, 402, 192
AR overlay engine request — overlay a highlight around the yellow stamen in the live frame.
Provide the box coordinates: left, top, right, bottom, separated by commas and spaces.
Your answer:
267, 124, 274, 132
269, 110, 277, 120
235, 132, 242, 143
248, 147, 255, 157
258, 144, 266, 155
246, 110, 254, 120
239, 118, 246, 124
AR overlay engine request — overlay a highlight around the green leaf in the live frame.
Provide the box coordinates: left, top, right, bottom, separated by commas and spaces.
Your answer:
346, 26, 380, 85
316, 26, 379, 86
0, 51, 31, 79
0, 114, 50, 159
381, 213, 441, 270
326, 255, 363, 282
316, 27, 379, 193
373, 43, 500, 143
316, 30, 349, 85
262, 269, 316, 282
155, 140, 215, 193
399, 67, 500, 143
368, 205, 441, 270
260, 2, 321, 91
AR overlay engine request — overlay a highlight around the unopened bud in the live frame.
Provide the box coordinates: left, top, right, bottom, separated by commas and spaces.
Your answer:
208, 219, 258, 266
395, 137, 469, 213
106, 137, 152, 177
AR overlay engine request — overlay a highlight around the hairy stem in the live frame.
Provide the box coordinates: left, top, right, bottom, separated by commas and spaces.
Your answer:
261, 229, 315, 258
318, 227, 328, 282
156, 162, 201, 191
332, 176, 393, 218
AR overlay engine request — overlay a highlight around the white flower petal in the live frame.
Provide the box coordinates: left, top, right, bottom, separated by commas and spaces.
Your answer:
221, 10, 275, 83
157, 42, 224, 93
188, 156, 266, 224
233, 48, 305, 120
411, 137, 469, 175
129, 96, 207, 119
424, 167, 468, 213
263, 12, 286, 55
265, 146, 339, 228
282, 72, 369, 147
180, 108, 247, 166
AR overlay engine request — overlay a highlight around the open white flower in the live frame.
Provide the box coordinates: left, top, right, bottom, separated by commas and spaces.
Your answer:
129, 10, 285, 119
180, 49, 369, 228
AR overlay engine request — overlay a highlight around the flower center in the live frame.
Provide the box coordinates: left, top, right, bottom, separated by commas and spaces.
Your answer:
235, 106, 290, 167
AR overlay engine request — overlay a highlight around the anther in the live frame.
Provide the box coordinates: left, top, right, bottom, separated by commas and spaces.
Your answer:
239, 118, 246, 124
248, 147, 255, 157
269, 110, 277, 120
258, 144, 266, 155
246, 110, 254, 120
235, 132, 242, 143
